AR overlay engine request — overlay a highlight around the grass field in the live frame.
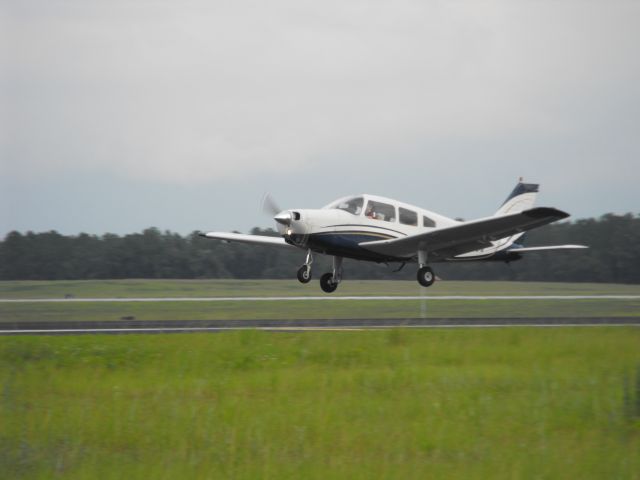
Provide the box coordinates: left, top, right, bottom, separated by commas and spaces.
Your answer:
1, 328, 639, 479
1, 280, 639, 323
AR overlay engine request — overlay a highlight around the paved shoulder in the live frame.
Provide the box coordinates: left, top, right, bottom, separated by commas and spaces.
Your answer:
1, 317, 638, 335
2, 295, 640, 303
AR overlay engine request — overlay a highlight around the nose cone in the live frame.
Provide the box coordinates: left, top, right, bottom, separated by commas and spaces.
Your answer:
274, 211, 292, 225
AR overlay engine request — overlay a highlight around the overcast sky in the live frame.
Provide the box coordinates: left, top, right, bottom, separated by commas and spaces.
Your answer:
1, 0, 639, 236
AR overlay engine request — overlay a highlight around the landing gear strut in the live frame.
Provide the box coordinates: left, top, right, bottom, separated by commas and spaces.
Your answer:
416, 250, 435, 287
297, 250, 313, 284
320, 256, 343, 293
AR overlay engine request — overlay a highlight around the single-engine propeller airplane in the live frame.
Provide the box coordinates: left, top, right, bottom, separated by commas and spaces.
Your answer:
202, 181, 587, 293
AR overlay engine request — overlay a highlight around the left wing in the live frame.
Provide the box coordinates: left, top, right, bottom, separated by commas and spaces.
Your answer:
200, 232, 297, 249
359, 207, 570, 259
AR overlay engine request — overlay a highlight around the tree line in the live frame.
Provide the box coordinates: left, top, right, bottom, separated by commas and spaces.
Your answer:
1, 213, 639, 283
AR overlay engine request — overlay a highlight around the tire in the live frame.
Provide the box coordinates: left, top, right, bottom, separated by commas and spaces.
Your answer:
417, 266, 435, 287
320, 272, 338, 293
297, 266, 312, 283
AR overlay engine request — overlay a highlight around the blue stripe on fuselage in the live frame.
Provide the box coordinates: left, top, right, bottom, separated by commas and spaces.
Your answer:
306, 231, 401, 262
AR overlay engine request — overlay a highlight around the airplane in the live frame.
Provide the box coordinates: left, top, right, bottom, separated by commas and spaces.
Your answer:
202, 181, 587, 293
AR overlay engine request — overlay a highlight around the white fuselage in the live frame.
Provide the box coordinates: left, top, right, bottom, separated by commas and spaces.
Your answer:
277, 194, 516, 263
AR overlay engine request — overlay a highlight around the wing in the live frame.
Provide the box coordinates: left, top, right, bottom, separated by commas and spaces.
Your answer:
507, 245, 588, 253
359, 207, 570, 259
200, 232, 297, 249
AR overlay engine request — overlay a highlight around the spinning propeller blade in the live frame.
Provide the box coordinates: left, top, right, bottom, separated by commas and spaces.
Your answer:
261, 192, 281, 217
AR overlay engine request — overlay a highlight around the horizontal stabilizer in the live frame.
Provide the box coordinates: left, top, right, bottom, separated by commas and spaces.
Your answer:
200, 232, 295, 249
508, 245, 588, 253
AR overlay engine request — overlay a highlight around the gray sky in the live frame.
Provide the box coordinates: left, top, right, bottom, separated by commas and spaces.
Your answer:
2, 0, 639, 236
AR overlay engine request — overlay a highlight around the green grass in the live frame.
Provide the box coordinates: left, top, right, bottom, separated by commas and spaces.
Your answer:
2, 279, 640, 299
1, 329, 639, 479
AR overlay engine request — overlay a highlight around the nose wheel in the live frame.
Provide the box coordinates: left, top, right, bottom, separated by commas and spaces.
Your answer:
297, 265, 312, 283
296, 249, 314, 284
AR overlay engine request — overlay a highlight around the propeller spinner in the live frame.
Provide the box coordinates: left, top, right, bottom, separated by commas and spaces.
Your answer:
274, 211, 292, 225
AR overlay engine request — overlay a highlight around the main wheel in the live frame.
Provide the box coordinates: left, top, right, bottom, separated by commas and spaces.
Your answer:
417, 266, 435, 287
297, 265, 312, 283
320, 272, 338, 293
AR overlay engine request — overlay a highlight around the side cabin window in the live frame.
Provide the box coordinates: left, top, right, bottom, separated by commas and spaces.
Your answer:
334, 197, 364, 215
365, 200, 396, 222
423, 215, 436, 228
399, 208, 418, 226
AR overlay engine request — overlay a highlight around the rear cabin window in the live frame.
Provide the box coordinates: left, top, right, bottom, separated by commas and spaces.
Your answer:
423, 215, 436, 228
334, 197, 364, 215
364, 200, 396, 222
399, 208, 418, 226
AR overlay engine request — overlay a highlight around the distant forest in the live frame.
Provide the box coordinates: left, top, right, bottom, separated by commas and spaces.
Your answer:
1, 213, 639, 283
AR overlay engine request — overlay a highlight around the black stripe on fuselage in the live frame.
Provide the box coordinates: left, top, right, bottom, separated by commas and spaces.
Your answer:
315, 230, 395, 240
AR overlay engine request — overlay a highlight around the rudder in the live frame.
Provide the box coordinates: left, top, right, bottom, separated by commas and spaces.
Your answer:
494, 182, 538, 217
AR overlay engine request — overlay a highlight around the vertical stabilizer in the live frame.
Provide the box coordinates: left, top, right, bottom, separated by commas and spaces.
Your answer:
491, 181, 539, 248
494, 182, 539, 217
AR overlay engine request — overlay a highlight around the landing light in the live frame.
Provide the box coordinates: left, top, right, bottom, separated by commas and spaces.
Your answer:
287, 229, 292, 236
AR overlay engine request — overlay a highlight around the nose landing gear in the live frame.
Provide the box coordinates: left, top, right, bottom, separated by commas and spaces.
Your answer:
297, 250, 313, 284
297, 266, 312, 283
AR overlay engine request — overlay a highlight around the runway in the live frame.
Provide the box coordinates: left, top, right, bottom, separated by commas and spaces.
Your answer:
2, 295, 639, 303
1, 317, 638, 335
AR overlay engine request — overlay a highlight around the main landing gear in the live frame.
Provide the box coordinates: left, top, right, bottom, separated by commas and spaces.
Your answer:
320, 256, 343, 293
417, 250, 435, 287
297, 250, 435, 291
417, 266, 435, 287
320, 273, 338, 293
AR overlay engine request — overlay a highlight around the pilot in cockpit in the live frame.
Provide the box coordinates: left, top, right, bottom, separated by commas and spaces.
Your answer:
365, 204, 376, 219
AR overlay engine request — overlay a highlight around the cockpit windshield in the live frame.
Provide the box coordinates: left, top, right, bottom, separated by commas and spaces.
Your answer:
332, 196, 364, 215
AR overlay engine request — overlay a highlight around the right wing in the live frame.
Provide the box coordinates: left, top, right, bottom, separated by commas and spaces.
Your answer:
200, 232, 297, 249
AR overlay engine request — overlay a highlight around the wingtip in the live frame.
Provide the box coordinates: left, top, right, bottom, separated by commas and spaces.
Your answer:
524, 207, 570, 220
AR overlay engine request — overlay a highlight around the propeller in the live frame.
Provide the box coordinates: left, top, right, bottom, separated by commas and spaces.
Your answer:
261, 192, 281, 217
262, 192, 292, 226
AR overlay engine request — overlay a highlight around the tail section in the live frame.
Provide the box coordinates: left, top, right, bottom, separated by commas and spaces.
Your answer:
494, 182, 539, 217
493, 181, 539, 248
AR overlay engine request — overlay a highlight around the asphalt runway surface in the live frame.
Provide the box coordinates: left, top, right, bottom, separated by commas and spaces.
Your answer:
1, 317, 638, 335
2, 295, 639, 303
